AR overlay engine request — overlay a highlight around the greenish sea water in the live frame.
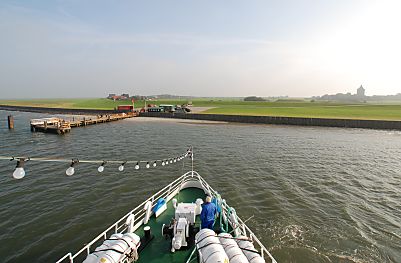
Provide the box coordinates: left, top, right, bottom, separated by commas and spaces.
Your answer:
0, 111, 400, 263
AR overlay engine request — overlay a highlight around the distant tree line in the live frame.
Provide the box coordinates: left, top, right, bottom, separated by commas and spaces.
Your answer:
312, 85, 401, 102
243, 96, 266, 101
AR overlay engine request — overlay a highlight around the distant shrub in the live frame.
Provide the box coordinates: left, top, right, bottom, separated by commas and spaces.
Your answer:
275, 99, 304, 102
244, 96, 266, 101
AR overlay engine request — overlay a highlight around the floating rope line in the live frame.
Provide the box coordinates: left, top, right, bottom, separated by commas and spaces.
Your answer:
0, 146, 193, 179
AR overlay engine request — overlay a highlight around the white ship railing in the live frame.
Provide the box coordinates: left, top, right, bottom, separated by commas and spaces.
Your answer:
57, 171, 277, 263
194, 172, 277, 263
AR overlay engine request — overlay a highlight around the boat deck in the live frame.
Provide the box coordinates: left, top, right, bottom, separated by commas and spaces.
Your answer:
56, 172, 277, 263
135, 187, 208, 263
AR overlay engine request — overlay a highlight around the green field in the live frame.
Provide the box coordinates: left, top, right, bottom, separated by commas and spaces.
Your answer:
0, 98, 242, 109
0, 98, 229, 109
203, 102, 401, 120
0, 98, 145, 109
1, 98, 401, 120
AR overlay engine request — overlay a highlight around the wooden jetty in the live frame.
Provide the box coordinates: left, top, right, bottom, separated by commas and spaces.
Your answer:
30, 112, 137, 134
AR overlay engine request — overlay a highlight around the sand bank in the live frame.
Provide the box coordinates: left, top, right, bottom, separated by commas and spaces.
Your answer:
126, 117, 227, 124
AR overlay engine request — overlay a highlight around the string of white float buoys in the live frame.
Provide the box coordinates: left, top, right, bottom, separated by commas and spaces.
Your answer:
0, 146, 193, 179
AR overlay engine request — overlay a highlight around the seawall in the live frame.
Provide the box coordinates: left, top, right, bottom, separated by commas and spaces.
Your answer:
140, 112, 401, 130
2, 105, 400, 130
0, 105, 124, 115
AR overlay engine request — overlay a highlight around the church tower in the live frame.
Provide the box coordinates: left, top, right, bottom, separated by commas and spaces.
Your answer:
357, 85, 365, 97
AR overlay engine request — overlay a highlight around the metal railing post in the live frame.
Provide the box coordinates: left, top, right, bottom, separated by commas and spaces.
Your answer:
167, 184, 172, 198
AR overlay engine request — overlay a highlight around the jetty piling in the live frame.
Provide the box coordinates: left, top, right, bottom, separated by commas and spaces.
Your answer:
7, 115, 14, 129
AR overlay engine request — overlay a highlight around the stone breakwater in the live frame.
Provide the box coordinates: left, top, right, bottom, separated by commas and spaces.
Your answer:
140, 112, 401, 130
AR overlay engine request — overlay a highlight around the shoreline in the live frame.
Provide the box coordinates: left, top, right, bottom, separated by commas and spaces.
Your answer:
2, 104, 401, 130
140, 112, 401, 130
126, 117, 227, 124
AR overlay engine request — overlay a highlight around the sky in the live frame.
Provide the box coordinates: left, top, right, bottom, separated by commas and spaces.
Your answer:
0, 0, 400, 98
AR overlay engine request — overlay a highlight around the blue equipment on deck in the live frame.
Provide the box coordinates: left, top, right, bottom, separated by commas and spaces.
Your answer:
152, 198, 166, 213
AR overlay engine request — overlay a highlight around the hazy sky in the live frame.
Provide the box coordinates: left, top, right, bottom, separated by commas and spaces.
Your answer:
0, 0, 400, 98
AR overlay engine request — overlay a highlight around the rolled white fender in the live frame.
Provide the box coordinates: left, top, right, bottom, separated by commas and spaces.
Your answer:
195, 229, 229, 263
126, 214, 135, 233
218, 233, 249, 263
195, 198, 203, 215
229, 209, 241, 237
172, 198, 178, 209
236, 236, 265, 263
143, 201, 152, 224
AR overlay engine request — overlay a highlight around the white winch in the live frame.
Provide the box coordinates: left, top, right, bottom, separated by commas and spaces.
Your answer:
175, 202, 196, 224
162, 201, 199, 252
172, 217, 189, 251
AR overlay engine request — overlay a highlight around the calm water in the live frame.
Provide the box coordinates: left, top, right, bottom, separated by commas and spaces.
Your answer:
0, 111, 400, 263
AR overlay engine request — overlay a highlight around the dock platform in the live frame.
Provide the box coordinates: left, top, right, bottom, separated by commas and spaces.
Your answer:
30, 112, 137, 134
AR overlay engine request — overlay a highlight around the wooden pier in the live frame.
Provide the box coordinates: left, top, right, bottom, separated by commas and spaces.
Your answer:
30, 112, 137, 134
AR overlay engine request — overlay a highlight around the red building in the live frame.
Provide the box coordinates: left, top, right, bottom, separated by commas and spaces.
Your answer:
117, 105, 134, 112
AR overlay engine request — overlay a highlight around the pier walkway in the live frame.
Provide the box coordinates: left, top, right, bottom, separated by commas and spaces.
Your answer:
30, 112, 137, 134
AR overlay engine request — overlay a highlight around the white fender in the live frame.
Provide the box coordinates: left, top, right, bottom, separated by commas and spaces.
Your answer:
230, 209, 241, 237
195, 198, 203, 215
172, 198, 178, 209
126, 214, 135, 233
143, 201, 152, 224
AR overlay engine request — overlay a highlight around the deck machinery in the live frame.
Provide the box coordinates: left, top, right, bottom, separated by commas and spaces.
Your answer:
162, 200, 202, 252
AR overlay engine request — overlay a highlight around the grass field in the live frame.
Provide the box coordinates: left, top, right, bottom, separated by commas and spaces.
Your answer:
0, 98, 228, 109
203, 103, 401, 120
1, 98, 401, 120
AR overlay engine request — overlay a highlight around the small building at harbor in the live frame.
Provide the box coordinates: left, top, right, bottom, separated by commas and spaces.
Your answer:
117, 105, 134, 112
